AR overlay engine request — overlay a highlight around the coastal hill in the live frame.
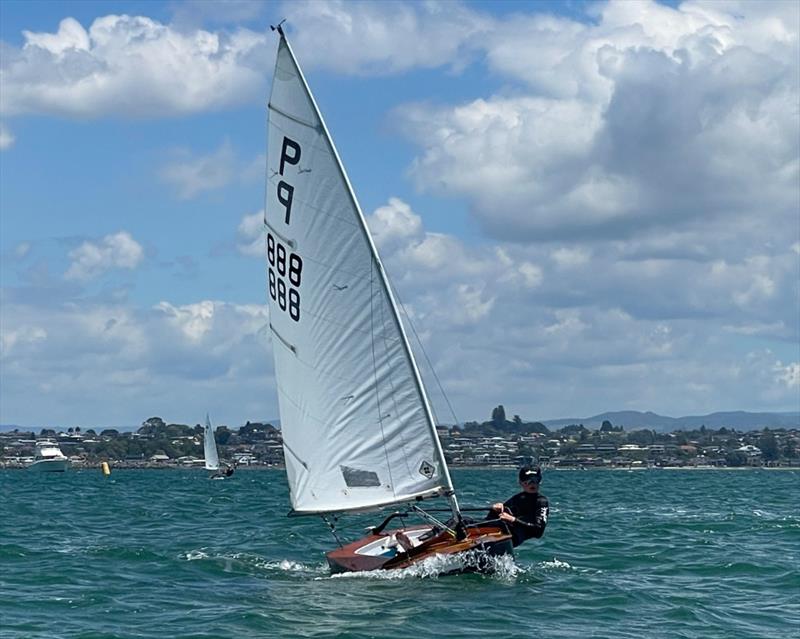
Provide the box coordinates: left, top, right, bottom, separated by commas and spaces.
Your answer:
542, 410, 800, 432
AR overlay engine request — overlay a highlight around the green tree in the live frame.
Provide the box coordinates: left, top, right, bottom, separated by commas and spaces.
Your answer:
626, 429, 655, 446
139, 417, 167, 436
560, 424, 589, 437
513, 415, 522, 427
491, 405, 506, 426
725, 450, 748, 467
758, 430, 779, 461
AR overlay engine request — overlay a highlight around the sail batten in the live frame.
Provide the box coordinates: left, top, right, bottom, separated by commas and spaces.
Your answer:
266, 30, 454, 516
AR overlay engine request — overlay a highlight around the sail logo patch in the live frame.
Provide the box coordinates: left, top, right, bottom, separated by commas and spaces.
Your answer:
419, 460, 435, 478
341, 465, 381, 488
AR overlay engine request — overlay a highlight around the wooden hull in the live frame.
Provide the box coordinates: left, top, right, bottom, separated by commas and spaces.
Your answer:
326, 523, 513, 574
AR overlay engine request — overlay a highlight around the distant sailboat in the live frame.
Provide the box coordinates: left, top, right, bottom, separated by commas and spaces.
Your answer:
265, 24, 512, 573
204, 415, 233, 479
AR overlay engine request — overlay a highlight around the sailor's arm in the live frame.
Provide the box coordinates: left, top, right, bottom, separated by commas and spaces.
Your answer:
504, 497, 549, 537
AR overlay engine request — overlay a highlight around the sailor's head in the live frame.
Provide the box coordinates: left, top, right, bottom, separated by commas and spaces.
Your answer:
518, 465, 542, 490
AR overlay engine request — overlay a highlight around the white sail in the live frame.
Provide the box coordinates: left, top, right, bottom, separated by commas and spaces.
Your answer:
203, 415, 220, 471
265, 31, 454, 514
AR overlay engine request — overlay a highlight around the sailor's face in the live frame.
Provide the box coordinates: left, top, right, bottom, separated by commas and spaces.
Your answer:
520, 479, 540, 492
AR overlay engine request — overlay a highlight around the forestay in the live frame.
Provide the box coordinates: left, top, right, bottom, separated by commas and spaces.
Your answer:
265, 31, 453, 514
203, 415, 220, 472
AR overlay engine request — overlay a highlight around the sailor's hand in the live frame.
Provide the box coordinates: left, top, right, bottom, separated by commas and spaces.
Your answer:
499, 511, 516, 523
491, 502, 504, 512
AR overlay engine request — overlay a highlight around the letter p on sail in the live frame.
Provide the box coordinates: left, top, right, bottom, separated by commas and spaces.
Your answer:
280, 137, 301, 175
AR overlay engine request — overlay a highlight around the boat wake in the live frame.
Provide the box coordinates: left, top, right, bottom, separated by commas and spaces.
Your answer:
180, 548, 578, 582
324, 550, 523, 581
180, 549, 327, 575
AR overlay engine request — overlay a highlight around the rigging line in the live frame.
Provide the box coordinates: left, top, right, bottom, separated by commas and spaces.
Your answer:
369, 259, 395, 493
388, 278, 460, 429
320, 515, 344, 548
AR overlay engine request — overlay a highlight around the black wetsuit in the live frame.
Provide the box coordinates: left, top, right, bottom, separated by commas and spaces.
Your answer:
489, 491, 549, 547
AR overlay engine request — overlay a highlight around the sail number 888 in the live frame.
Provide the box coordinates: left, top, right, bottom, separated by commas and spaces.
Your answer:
268, 232, 303, 321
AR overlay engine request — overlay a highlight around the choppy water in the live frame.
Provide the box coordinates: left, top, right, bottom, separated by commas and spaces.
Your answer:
1, 468, 798, 638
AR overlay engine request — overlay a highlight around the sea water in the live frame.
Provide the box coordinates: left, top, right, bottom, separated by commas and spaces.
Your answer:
1, 468, 798, 638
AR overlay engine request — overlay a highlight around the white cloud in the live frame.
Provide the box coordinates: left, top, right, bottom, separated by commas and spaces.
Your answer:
0, 123, 14, 150
774, 361, 800, 388
454, 284, 494, 323
361, 197, 799, 419
160, 141, 262, 199
0, 325, 47, 356
160, 141, 234, 199
367, 197, 423, 249
0, 296, 270, 426
14, 242, 31, 259
2, 1, 797, 426
1, 15, 270, 118
65, 231, 144, 281
282, 0, 489, 74
155, 300, 216, 341
516, 262, 544, 289
384, 1, 799, 244
552, 247, 591, 269
237, 211, 264, 257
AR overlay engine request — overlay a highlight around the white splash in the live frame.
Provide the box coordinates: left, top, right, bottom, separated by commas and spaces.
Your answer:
538, 557, 574, 570
325, 550, 522, 581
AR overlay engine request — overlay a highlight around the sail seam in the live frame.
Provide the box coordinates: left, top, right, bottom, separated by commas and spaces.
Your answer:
268, 102, 319, 130
269, 323, 297, 354
266, 174, 361, 231
298, 304, 402, 344
263, 219, 296, 249
290, 488, 447, 516
282, 440, 309, 469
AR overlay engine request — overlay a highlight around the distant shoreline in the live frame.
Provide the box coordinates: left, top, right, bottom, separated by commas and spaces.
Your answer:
3, 464, 797, 471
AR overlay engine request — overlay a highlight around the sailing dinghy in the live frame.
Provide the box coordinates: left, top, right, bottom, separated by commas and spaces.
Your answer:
204, 415, 233, 479
265, 24, 512, 573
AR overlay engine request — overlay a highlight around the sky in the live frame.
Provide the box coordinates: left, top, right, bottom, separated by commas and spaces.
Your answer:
0, 0, 798, 430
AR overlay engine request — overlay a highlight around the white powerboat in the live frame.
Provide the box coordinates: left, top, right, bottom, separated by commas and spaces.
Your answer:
28, 440, 70, 472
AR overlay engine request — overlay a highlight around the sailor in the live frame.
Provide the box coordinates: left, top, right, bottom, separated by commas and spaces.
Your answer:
487, 465, 549, 547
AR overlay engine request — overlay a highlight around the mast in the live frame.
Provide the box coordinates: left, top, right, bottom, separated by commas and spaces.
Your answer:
271, 25, 461, 521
